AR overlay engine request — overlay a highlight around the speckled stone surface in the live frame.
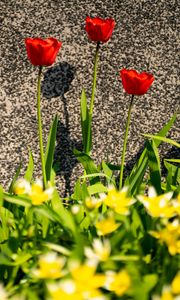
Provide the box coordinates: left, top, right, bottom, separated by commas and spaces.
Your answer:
1, 0, 179, 195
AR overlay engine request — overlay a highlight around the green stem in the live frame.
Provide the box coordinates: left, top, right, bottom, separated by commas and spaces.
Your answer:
86, 42, 100, 154
37, 66, 47, 188
119, 94, 134, 189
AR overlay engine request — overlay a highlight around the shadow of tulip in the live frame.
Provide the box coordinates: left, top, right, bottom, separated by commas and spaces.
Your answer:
41, 62, 83, 197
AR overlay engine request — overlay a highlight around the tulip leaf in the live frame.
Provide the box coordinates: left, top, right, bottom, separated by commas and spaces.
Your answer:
0, 185, 3, 207
101, 161, 116, 187
74, 149, 99, 174
80, 88, 91, 152
24, 150, 34, 182
164, 160, 180, 185
73, 149, 100, 185
146, 140, 162, 194
143, 134, 180, 148
164, 158, 180, 163
45, 114, 58, 182
128, 112, 177, 195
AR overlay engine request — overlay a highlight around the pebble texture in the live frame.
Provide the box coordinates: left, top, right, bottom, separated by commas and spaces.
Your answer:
1, 0, 179, 196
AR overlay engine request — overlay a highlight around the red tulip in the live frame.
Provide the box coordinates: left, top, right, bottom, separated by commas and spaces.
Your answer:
25, 37, 62, 66
85, 17, 115, 43
120, 69, 154, 95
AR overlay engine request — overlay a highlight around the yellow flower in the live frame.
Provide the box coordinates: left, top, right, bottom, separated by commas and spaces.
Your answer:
71, 262, 105, 292
85, 238, 111, 262
85, 196, 103, 210
13, 178, 54, 205
82, 289, 107, 300
96, 217, 120, 236
70, 261, 105, 300
171, 272, 180, 294
29, 179, 54, 205
160, 287, 174, 300
48, 279, 107, 300
104, 269, 131, 296
138, 187, 174, 218
48, 281, 83, 300
150, 219, 180, 255
33, 252, 66, 279
13, 178, 31, 195
104, 186, 135, 215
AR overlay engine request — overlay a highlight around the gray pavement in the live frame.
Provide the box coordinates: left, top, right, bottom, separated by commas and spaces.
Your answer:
1, 0, 179, 195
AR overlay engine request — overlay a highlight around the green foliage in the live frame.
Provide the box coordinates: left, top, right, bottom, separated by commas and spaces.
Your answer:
24, 150, 34, 182
146, 140, 162, 194
80, 88, 92, 153
45, 115, 58, 182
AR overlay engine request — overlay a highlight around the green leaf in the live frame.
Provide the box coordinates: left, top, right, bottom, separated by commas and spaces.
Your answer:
88, 183, 108, 195
80, 88, 91, 152
102, 161, 116, 186
131, 208, 144, 239
143, 274, 158, 293
3, 193, 31, 207
164, 158, 180, 163
143, 134, 180, 148
0, 252, 31, 266
81, 181, 90, 201
71, 179, 82, 201
24, 150, 34, 182
45, 115, 58, 182
0, 207, 14, 242
33, 205, 60, 222
43, 242, 70, 256
0, 185, 4, 206
80, 172, 114, 184
110, 255, 139, 261
107, 163, 121, 171
74, 149, 100, 185
146, 140, 162, 194
164, 160, 180, 185
174, 184, 180, 195
128, 112, 177, 195
8, 162, 22, 194
126, 264, 158, 300
74, 149, 98, 174
50, 190, 79, 240
128, 150, 148, 195
12, 253, 32, 266
153, 111, 178, 147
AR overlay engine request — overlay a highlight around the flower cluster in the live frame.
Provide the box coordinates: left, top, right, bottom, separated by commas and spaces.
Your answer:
150, 219, 180, 256
26, 250, 132, 300
137, 187, 176, 218
137, 187, 180, 255
33, 252, 66, 279
103, 186, 135, 215
13, 178, 54, 205
85, 186, 135, 215
46, 260, 131, 300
